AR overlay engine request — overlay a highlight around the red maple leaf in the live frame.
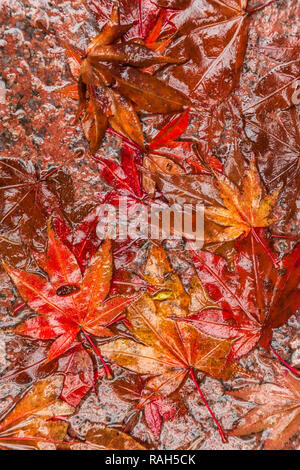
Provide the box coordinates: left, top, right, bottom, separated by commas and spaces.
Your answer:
186, 233, 300, 363
3, 227, 135, 364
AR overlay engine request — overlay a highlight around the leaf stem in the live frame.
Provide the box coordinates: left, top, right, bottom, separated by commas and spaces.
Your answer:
250, 231, 264, 322
12, 302, 26, 314
81, 329, 112, 379
189, 368, 228, 444
251, 227, 279, 267
269, 344, 300, 376
37, 152, 82, 183
122, 409, 140, 434
90, 1, 107, 20
247, 0, 275, 14
271, 233, 300, 240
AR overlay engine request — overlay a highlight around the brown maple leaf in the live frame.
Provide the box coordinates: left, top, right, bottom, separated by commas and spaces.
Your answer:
101, 243, 242, 443
0, 375, 74, 450
157, 0, 249, 109
227, 361, 300, 450
69, 426, 147, 450
0, 158, 74, 270
243, 36, 300, 117
53, 3, 189, 154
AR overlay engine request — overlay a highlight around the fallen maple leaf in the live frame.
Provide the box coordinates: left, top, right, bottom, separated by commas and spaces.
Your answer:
143, 395, 178, 439
158, 0, 249, 109
245, 107, 300, 243
0, 375, 74, 450
53, 3, 189, 153
204, 160, 281, 244
240, 38, 300, 243
52, 143, 165, 282
227, 360, 300, 450
198, 93, 299, 252
243, 36, 300, 117
3, 226, 134, 365
194, 95, 245, 170
189, 233, 300, 362
101, 243, 241, 443
149, 154, 281, 260
0, 158, 74, 270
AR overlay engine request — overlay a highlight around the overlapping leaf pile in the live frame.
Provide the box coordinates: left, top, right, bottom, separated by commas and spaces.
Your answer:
0, 0, 299, 451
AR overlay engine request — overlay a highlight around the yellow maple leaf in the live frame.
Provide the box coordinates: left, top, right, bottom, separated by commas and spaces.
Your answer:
205, 160, 281, 243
